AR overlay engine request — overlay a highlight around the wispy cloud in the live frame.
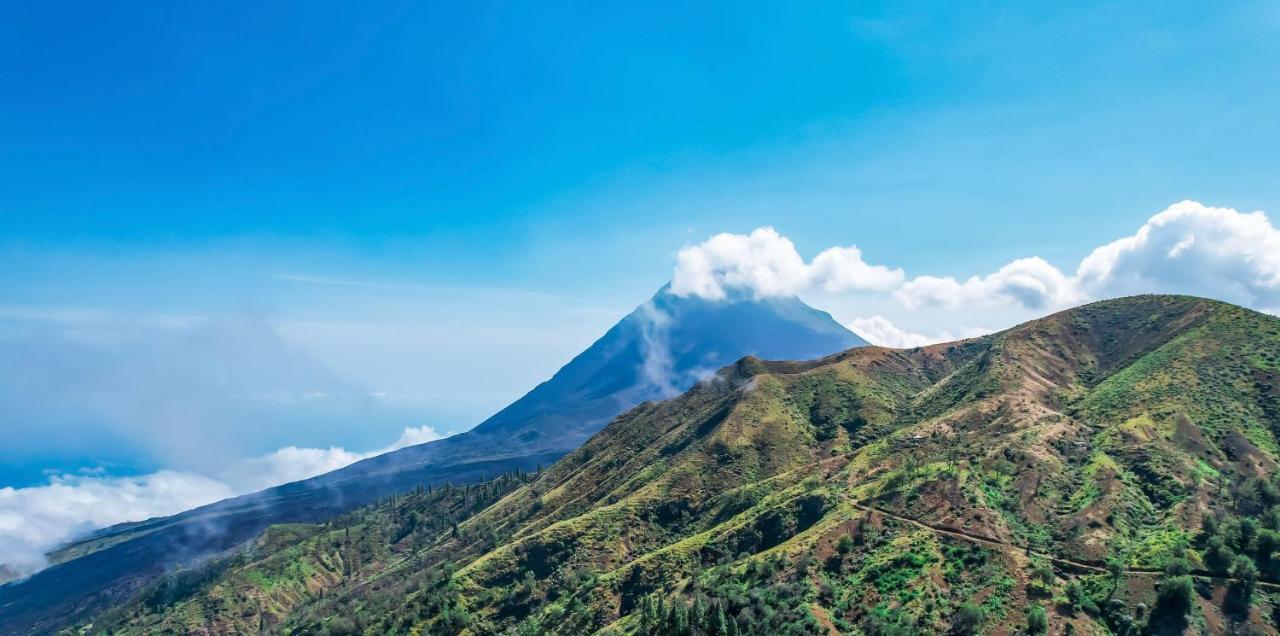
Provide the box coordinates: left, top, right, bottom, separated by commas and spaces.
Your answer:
0, 312, 371, 476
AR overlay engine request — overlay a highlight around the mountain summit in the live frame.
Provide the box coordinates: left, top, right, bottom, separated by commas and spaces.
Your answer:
300, 287, 864, 490
0, 287, 864, 634
456, 285, 867, 457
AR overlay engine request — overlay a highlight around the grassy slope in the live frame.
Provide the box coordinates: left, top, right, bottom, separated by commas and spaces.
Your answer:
80, 472, 537, 635
81, 295, 1280, 635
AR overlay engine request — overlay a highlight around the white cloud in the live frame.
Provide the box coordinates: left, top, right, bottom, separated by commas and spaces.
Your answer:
846, 316, 945, 348
0, 425, 442, 579
897, 201, 1280, 312
0, 471, 234, 577
846, 316, 992, 348
1075, 200, 1280, 308
809, 245, 907, 294
675, 201, 1280, 318
670, 227, 903, 300
220, 446, 365, 494
386, 425, 444, 449
222, 424, 441, 492
894, 257, 1084, 310
844, 316, 936, 348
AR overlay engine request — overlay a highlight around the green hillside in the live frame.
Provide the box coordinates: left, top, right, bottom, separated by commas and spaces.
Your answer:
78, 296, 1280, 635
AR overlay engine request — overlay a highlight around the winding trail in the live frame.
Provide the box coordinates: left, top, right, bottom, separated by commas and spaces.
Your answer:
849, 501, 1280, 591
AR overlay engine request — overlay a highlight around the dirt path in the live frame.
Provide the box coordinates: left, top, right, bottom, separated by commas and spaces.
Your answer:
850, 502, 1280, 591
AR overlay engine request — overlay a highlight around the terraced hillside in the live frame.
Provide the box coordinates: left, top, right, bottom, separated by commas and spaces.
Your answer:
80, 296, 1280, 634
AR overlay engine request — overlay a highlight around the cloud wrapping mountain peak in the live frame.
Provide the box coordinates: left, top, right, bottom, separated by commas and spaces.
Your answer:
670, 227, 904, 301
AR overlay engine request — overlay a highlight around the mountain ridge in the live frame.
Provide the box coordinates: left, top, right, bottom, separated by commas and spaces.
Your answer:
74, 294, 1280, 634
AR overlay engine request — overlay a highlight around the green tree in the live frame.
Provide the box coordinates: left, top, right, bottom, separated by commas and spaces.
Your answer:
1201, 511, 1218, 537
795, 552, 813, 578
1257, 528, 1279, 564
640, 595, 659, 631
1164, 556, 1189, 576
1026, 604, 1049, 634
1106, 556, 1125, 597
666, 600, 689, 633
692, 596, 708, 631
949, 602, 984, 635
1228, 555, 1259, 615
1152, 573, 1194, 621
1239, 518, 1259, 552
1263, 507, 1280, 530
1028, 562, 1055, 597
1204, 534, 1235, 573
1064, 580, 1085, 612
836, 534, 855, 556
714, 604, 730, 636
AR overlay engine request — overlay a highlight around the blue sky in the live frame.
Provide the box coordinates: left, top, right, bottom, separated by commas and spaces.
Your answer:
1, 2, 1279, 508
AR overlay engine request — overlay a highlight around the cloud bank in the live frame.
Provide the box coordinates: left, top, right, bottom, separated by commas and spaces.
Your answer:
895, 201, 1280, 312
0, 471, 234, 577
673, 201, 1280, 346
0, 425, 441, 579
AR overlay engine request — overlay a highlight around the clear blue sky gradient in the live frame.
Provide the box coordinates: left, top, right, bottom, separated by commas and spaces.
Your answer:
2, 1, 1279, 484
